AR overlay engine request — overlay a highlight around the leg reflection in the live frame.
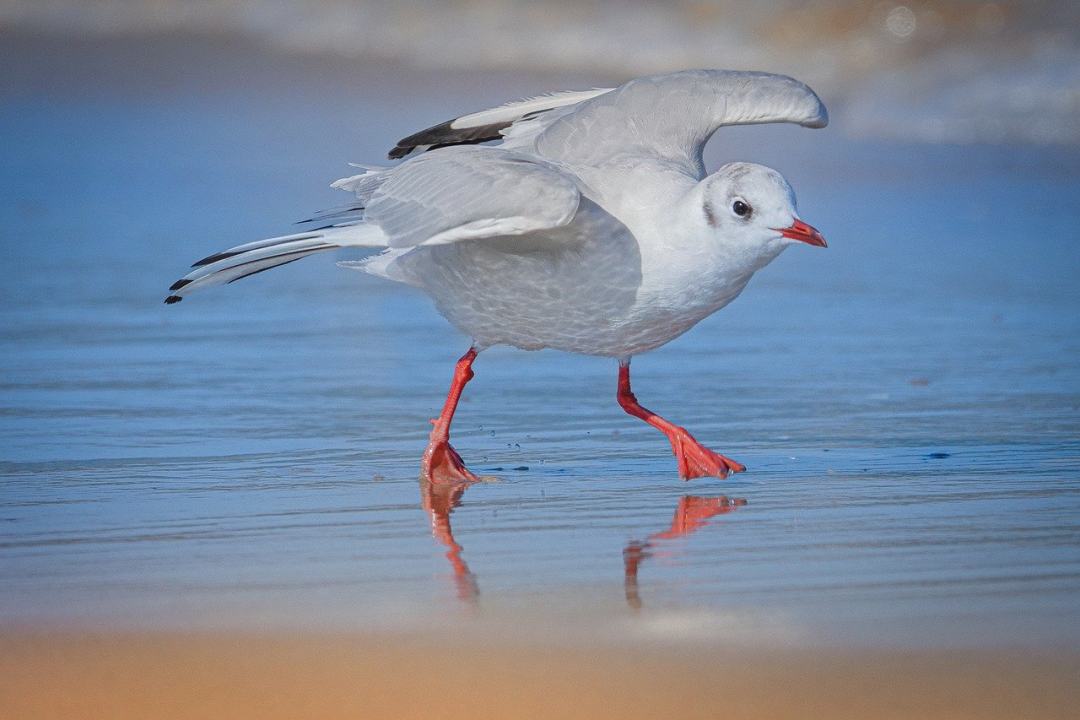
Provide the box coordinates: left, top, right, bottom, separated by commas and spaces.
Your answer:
624, 495, 746, 610
420, 477, 479, 603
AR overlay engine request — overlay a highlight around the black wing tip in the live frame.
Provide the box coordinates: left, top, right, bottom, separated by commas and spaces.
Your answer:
226, 255, 306, 285
388, 118, 512, 160
295, 204, 366, 224
169, 278, 192, 292
164, 295, 183, 304
191, 251, 240, 268
390, 119, 454, 158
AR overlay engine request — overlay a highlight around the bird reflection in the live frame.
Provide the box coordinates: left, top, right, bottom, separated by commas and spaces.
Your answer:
421, 481, 744, 610
420, 477, 479, 603
624, 495, 745, 609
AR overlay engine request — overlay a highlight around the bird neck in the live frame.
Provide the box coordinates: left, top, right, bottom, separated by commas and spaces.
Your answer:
633, 189, 782, 316
576, 159, 697, 229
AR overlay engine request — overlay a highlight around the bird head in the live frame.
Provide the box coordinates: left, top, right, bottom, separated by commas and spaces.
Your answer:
699, 162, 826, 259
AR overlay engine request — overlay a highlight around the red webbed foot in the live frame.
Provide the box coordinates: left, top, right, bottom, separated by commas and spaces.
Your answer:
422, 437, 479, 484
666, 427, 746, 480
616, 361, 746, 481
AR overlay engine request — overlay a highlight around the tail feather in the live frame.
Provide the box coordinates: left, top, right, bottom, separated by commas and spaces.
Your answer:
165, 223, 388, 304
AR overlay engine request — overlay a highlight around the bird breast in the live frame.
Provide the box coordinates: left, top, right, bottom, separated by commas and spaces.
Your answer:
388, 204, 762, 357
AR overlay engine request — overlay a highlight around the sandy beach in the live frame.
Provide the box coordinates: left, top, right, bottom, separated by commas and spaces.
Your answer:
3, 631, 1078, 720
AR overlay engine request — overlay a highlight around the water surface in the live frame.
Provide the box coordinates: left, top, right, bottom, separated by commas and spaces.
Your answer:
1, 33, 1079, 651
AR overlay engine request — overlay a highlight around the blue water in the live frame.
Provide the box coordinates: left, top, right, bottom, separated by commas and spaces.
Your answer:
1, 34, 1079, 649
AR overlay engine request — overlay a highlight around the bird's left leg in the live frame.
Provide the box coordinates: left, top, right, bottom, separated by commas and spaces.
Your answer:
616, 359, 746, 480
421, 347, 480, 484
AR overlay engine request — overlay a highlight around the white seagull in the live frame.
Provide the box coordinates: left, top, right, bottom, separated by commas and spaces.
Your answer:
166, 69, 828, 483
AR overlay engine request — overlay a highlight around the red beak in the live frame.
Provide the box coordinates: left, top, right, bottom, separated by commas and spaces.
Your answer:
775, 218, 827, 248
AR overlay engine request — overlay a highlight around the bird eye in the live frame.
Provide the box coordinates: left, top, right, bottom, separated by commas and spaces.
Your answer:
732, 199, 751, 218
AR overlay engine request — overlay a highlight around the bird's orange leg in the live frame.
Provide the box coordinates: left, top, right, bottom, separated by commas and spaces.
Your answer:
421, 348, 480, 484
617, 361, 746, 480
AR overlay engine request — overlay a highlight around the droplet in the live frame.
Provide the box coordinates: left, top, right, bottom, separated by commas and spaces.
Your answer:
886, 5, 917, 39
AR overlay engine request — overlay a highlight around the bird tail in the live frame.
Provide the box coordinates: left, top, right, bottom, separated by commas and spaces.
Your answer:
164, 223, 387, 304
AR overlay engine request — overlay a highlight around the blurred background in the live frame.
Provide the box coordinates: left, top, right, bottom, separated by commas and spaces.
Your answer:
4, 0, 1079, 144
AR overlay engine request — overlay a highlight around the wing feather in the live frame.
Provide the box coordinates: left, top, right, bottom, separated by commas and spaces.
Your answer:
360, 146, 580, 248
534, 70, 828, 177
388, 88, 612, 159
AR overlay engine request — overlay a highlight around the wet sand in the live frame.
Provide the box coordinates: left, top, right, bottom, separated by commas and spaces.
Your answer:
2, 631, 1077, 720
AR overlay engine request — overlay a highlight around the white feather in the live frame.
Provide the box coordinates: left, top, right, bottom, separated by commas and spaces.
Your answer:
449, 88, 613, 129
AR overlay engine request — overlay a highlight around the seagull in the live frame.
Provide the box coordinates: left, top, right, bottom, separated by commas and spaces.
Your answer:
165, 69, 828, 483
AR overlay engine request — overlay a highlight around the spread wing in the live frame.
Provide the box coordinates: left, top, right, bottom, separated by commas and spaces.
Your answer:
350, 146, 581, 248
386, 69, 827, 182
165, 146, 581, 302
533, 70, 828, 178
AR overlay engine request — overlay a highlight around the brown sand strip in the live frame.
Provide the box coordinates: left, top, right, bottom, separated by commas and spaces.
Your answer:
1, 632, 1077, 719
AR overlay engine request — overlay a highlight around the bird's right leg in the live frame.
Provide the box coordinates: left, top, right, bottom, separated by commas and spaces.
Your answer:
616, 359, 746, 480
421, 347, 480, 484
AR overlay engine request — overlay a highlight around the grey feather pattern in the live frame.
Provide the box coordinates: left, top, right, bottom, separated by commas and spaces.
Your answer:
360, 146, 580, 249
535, 70, 828, 177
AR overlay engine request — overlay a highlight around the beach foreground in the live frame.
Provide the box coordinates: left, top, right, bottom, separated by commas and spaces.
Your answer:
3, 631, 1077, 719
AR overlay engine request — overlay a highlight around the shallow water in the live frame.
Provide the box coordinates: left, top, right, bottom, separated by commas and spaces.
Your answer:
1, 33, 1079, 651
